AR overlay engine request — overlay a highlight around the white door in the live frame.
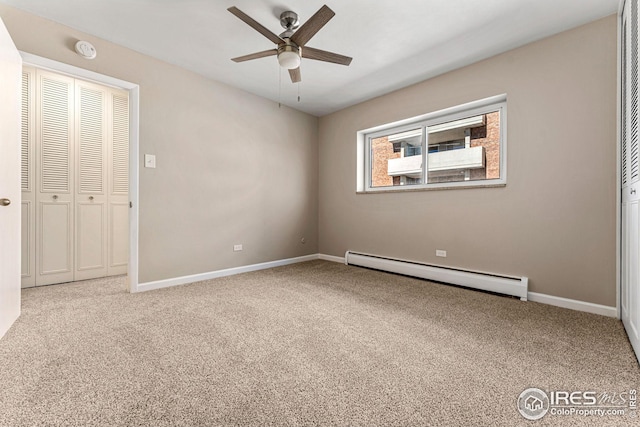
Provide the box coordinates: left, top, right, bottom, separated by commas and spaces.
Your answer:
108, 90, 129, 276
21, 67, 35, 288
622, 192, 639, 359
0, 17, 22, 339
621, 0, 640, 363
35, 70, 75, 286
75, 80, 108, 281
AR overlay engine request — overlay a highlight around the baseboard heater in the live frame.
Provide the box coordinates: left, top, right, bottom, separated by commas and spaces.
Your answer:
344, 251, 528, 301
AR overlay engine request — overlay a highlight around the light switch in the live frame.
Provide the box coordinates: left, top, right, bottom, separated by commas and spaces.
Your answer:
144, 154, 156, 168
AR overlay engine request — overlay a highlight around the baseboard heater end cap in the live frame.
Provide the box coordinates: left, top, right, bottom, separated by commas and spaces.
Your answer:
520, 277, 529, 301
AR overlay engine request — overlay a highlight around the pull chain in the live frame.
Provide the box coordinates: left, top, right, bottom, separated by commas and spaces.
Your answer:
297, 81, 300, 103
278, 67, 282, 108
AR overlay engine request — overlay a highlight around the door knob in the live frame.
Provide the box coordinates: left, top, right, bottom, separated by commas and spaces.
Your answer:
0, 198, 10, 206
632, 189, 637, 195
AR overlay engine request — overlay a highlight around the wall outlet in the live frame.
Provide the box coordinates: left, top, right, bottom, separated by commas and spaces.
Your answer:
233, 244, 243, 252
436, 249, 447, 257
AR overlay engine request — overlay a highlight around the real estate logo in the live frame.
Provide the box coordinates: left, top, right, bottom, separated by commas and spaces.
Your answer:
517, 388, 550, 420
517, 387, 636, 420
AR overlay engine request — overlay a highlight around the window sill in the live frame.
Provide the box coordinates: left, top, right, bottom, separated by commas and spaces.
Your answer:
356, 182, 506, 194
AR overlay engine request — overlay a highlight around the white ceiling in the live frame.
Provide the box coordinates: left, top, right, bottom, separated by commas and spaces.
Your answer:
0, 0, 619, 116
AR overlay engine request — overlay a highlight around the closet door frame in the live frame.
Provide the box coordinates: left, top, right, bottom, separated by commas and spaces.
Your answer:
20, 52, 140, 293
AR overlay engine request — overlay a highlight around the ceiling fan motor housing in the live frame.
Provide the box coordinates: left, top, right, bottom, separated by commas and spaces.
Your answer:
279, 11, 299, 39
280, 11, 299, 30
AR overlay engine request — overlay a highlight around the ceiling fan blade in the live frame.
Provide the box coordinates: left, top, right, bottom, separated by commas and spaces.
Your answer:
303, 46, 352, 66
232, 49, 277, 63
290, 5, 335, 47
289, 67, 302, 83
228, 6, 284, 45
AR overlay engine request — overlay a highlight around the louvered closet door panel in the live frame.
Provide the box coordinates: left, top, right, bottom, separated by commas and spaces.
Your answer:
623, 14, 630, 189
111, 92, 128, 196
35, 70, 74, 286
21, 69, 34, 193
108, 89, 129, 276
75, 81, 108, 281
21, 67, 36, 288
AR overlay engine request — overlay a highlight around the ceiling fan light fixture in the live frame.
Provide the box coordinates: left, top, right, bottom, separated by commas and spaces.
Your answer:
277, 44, 301, 70
228, 5, 352, 83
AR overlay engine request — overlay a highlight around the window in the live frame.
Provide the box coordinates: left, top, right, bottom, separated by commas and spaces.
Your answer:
358, 95, 506, 192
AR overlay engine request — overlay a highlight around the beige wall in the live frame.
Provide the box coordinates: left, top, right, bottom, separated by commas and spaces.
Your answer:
0, 5, 319, 283
319, 15, 618, 306
0, 4, 619, 306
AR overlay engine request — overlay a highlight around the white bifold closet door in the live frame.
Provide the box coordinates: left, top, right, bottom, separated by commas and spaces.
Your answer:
21, 66, 129, 287
108, 90, 129, 276
621, 0, 640, 364
21, 67, 35, 287
75, 79, 108, 281
36, 69, 75, 286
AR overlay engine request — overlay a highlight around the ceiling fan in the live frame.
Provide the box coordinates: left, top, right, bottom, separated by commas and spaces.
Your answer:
228, 4, 352, 83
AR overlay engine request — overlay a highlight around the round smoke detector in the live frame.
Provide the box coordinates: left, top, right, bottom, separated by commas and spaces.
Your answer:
75, 40, 97, 59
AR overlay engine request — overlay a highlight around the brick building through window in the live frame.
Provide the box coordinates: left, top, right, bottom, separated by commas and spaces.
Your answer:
371, 111, 501, 188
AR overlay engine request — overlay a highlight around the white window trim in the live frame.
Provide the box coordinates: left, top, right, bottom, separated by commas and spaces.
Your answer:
357, 94, 507, 193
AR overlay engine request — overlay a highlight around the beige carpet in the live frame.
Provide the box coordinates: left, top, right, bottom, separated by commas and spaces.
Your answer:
0, 260, 638, 427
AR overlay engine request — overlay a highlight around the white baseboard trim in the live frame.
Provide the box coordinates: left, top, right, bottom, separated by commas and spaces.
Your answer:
527, 292, 617, 317
136, 254, 318, 293
135, 253, 618, 318
317, 253, 617, 317
318, 254, 345, 264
